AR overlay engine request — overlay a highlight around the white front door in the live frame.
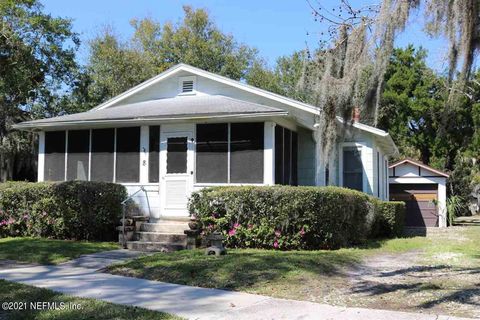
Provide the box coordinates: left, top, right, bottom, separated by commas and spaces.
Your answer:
159, 131, 194, 217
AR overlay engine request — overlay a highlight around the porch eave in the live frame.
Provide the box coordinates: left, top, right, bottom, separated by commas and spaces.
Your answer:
13, 111, 289, 131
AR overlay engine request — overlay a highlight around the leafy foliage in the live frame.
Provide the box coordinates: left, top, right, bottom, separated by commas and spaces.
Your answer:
189, 186, 404, 250
371, 201, 405, 237
73, 6, 258, 109
0, 181, 127, 241
378, 46, 478, 212
0, 0, 79, 181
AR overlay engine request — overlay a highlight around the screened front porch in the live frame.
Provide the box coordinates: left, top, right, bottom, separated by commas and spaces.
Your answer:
39, 121, 301, 216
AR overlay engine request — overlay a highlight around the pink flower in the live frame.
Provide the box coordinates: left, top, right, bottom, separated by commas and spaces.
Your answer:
273, 240, 279, 249
275, 230, 281, 237
233, 223, 240, 229
228, 228, 236, 236
299, 227, 305, 237
248, 224, 253, 229
23, 214, 29, 220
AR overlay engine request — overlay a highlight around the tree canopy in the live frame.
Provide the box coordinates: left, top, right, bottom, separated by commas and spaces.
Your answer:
72, 6, 258, 109
0, 0, 79, 180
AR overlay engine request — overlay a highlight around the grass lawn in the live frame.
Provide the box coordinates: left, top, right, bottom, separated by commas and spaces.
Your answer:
0, 237, 119, 265
0, 280, 181, 320
108, 226, 480, 318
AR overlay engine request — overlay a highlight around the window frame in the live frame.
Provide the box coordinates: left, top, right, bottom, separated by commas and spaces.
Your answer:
339, 142, 365, 192
195, 123, 229, 184
194, 122, 265, 186
115, 126, 141, 183
44, 130, 67, 182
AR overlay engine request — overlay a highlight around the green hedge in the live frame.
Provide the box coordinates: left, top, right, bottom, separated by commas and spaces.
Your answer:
0, 181, 127, 241
372, 201, 405, 238
189, 186, 405, 250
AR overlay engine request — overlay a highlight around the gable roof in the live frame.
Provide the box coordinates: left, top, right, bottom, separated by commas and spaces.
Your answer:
92, 63, 321, 115
13, 95, 287, 129
13, 62, 398, 156
389, 158, 449, 178
336, 116, 399, 156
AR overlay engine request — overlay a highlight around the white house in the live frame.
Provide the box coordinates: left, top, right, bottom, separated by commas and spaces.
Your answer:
14, 64, 398, 221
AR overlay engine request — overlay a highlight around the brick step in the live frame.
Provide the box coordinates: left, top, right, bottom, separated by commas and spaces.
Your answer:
134, 231, 187, 244
140, 222, 188, 233
126, 241, 185, 252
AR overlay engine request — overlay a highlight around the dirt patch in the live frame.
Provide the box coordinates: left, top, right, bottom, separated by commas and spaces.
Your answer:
340, 251, 480, 318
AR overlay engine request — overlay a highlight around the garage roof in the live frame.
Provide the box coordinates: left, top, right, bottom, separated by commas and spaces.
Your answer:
389, 158, 449, 178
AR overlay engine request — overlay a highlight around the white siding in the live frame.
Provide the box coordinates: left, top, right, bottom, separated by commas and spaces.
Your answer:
395, 163, 420, 177
331, 129, 390, 199
264, 122, 275, 185
139, 126, 149, 184
38, 131, 45, 182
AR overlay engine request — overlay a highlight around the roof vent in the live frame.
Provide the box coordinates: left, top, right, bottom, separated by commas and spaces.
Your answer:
182, 80, 194, 93
179, 76, 196, 95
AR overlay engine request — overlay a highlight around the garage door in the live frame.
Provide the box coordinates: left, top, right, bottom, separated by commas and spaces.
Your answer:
390, 184, 438, 227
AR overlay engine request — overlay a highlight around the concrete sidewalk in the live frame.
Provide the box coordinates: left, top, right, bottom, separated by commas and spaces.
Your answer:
0, 262, 471, 320
58, 249, 147, 270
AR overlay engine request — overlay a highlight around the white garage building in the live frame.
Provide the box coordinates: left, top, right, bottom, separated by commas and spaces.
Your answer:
389, 158, 449, 228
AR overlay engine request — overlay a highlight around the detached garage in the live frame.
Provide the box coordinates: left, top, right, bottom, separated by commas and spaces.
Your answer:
389, 159, 449, 228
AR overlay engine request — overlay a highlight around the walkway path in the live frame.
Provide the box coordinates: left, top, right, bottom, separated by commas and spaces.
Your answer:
0, 251, 472, 320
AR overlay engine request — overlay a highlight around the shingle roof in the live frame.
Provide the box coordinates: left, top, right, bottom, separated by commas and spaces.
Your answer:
14, 95, 287, 129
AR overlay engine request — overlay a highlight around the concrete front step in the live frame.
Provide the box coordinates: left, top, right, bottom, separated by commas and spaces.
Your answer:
134, 231, 187, 244
126, 241, 185, 252
140, 222, 188, 233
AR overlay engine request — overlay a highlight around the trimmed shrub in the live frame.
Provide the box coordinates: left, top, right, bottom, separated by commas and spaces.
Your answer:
371, 201, 405, 238
189, 186, 380, 250
0, 181, 127, 241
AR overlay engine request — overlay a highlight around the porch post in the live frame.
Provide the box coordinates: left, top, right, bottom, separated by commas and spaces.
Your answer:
139, 126, 149, 184
264, 121, 275, 185
38, 131, 45, 182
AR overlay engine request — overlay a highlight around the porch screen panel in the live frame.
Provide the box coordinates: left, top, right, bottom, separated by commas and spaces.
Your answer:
91, 128, 114, 182
67, 130, 89, 181
230, 123, 264, 183
274, 126, 284, 184
196, 124, 228, 183
274, 125, 297, 185
116, 127, 140, 183
149, 126, 160, 183
283, 128, 291, 185
166, 137, 187, 174
291, 131, 298, 185
343, 147, 363, 191
44, 131, 66, 181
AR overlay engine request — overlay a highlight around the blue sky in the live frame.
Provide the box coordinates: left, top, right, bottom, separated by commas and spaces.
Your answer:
41, 0, 448, 72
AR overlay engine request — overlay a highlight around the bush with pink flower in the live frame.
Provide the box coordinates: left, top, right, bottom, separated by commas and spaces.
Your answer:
189, 186, 405, 250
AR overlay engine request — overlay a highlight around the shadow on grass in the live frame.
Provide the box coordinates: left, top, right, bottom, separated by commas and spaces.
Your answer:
350, 263, 480, 310
109, 249, 361, 291
0, 237, 118, 265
